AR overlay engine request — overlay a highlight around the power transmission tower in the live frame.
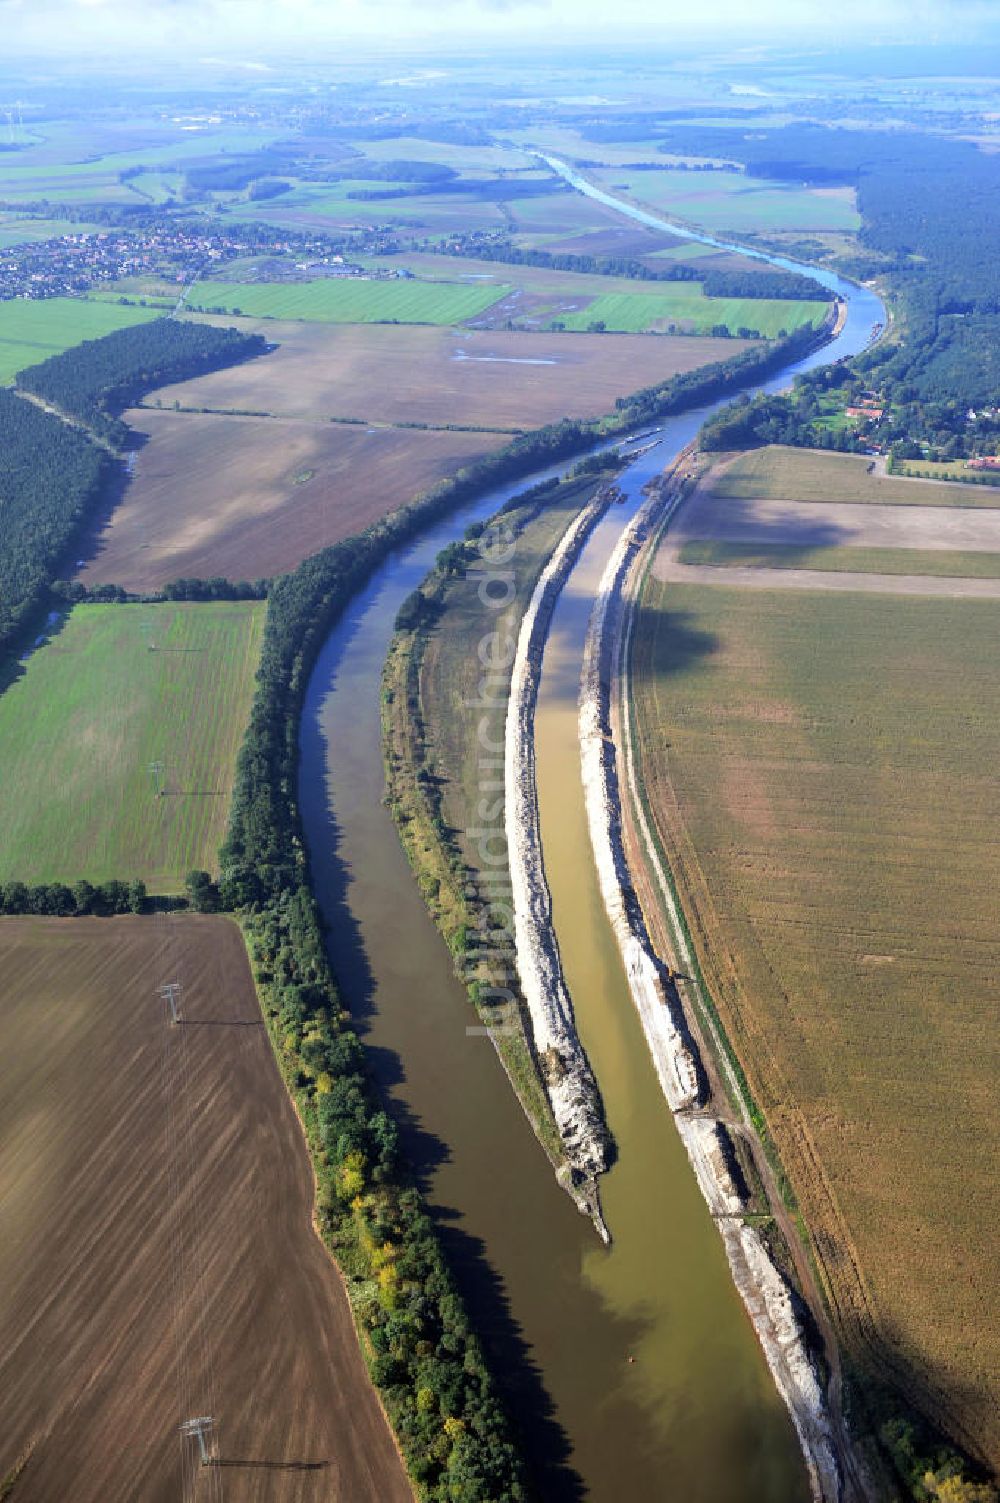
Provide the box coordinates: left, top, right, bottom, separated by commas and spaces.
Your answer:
149, 759, 165, 797
180, 1415, 214, 1466
158, 982, 182, 1025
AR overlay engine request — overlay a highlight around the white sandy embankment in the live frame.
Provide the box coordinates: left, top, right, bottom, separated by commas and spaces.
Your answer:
578, 466, 842, 1503
505, 485, 616, 1230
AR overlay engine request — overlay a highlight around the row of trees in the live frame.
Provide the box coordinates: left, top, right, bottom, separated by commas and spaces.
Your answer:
55, 574, 271, 606
0, 877, 147, 916
16, 319, 268, 449
441, 236, 826, 299
218, 510, 532, 1496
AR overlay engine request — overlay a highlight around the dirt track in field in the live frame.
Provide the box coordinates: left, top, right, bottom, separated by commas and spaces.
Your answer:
78, 410, 501, 591
0, 915, 412, 1503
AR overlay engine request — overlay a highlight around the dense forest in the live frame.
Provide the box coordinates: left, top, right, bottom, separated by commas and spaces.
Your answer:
0, 388, 106, 654
649, 122, 1000, 435
17, 319, 268, 448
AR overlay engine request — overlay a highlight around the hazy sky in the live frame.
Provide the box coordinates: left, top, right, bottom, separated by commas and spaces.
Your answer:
0, 0, 994, 55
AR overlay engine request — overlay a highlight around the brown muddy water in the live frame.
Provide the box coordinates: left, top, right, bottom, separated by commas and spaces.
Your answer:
297, 216, 885, 1498
297, 434, 808, 1501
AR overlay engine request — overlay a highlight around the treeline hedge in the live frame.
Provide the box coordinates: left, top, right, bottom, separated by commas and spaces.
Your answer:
0, 877, 146, 916
613, 319, 828, 428
17, 319, 268, 449
443, 238, 826, 300
0, 388, 106, 654
55, 575, 271, 607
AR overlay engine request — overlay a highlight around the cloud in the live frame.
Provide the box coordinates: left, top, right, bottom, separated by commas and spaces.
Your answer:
0, 0, 994, 53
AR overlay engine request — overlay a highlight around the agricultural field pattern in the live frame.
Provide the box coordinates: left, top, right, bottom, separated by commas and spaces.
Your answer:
0, 24, 997, 1503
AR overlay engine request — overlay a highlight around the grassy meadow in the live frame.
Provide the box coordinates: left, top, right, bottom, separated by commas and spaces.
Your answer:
556, 287, 825, 336
187, 276, 510, 324
0, 215, 103, 247
0, 298, 161, 383
676, 539, 1000, 577
0, 602, 263, 891
631, 578, 1000, 1467
712, 445, 1000, 507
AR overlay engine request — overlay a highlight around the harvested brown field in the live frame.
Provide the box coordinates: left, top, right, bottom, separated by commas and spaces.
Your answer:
710, 445, 1000, 507
162, 318, 748, 430
0, 914, 411, 1503
674, 488, 1000, 553
79, 410, 502, 590
630, 580, 1000, 1474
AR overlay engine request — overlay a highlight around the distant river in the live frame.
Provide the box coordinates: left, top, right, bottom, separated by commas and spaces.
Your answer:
298, 171, 885, 1500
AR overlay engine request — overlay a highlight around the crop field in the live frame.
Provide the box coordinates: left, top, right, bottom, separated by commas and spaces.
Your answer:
160, 318, 750, 429
591, 166, 860, 234
0, 914, 409, 1503
0, 298, 160, 383
79, 408, 503, 590
0, 603, 263, 891
219, 183, 524, 237
356, 134, 535, 174
555, 287, 825, 335
0, 125, 283, 203
0, 215, 103, 247
336, 251, 825, 334
676, 540, 1000, 576
710, 445, 1000, 507
504, 123, 748, 170
187, 275, 510, 324
630, 579, 1000, 1469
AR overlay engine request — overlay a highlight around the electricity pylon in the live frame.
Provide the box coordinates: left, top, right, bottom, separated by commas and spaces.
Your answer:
180, 1415, 213, 1466
158, 982, 182, 1025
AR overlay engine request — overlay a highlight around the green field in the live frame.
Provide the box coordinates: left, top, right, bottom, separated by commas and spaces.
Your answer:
0, 603, 263, 891
630, 581, 1000, 1467
677, 539, 1000, 577
558, 287, 825, 336
0, 216, 102, 248
187, 276, 510, 325
592, 167, 860, 235
894, 458, 1000, 488
712, 445, 1000, 507
0, 298, 161, 383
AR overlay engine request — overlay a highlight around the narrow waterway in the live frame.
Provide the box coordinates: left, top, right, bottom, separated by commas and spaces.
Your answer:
533, 437, 806, 1502
299, 179, 884, 1500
